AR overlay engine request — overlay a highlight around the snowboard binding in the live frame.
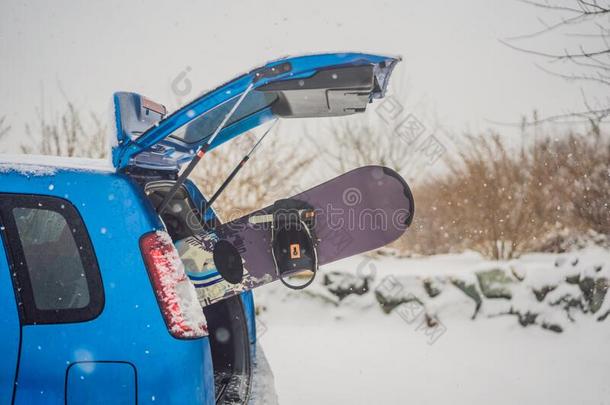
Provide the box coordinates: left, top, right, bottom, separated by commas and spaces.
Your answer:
250, 199, 319, 290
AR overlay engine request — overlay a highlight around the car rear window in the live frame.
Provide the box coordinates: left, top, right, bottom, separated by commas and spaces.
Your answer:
170, 91, 278, 145
0, 194, 104, 324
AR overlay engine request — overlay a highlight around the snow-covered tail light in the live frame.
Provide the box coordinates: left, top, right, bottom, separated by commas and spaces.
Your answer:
140, 231, 208, 338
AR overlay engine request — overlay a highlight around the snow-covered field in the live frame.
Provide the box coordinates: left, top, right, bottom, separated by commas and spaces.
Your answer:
255, 248, 610, 405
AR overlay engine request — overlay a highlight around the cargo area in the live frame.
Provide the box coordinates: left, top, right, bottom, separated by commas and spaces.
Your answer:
143, 179, 253, 404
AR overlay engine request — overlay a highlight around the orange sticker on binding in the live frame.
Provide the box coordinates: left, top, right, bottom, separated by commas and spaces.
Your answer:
290, 243, 301, 259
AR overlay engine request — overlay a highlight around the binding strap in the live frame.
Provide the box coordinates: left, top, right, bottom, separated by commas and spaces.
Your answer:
250, 199, 318, 290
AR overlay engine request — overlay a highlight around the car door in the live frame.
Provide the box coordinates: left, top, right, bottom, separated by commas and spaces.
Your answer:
112, 52, 400, 170
0, 194, 105, 404
0, 218, 20, 404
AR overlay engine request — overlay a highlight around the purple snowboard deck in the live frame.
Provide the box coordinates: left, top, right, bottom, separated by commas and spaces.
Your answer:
178, 165, 414, 306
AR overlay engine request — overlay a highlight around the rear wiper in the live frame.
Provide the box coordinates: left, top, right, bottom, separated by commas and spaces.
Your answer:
157, 82, 254, 215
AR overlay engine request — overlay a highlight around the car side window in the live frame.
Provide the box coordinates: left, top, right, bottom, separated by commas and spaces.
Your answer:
13, 207, 91, 310
0, 194, 104, 324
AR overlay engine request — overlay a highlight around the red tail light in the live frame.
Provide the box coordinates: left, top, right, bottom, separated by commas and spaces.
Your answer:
140, 231, 208, 338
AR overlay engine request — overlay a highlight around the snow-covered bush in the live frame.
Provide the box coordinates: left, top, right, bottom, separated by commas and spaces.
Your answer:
294, 249, 610, 334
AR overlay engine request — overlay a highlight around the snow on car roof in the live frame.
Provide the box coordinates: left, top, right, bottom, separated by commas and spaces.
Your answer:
0, 154, 115, 176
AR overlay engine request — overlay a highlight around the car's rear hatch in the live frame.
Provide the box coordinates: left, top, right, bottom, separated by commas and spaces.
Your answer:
112, 52, 400, 170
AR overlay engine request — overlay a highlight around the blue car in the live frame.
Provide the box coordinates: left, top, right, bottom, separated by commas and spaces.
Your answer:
0, 52, 399, 404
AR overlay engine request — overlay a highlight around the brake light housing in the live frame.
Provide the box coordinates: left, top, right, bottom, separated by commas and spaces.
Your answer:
140, 231, 208, 338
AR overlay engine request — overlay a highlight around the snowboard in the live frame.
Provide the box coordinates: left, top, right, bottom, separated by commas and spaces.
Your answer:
176, 165, 414, 307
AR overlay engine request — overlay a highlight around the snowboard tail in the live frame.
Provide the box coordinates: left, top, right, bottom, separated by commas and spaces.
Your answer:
176, 165, 414, 306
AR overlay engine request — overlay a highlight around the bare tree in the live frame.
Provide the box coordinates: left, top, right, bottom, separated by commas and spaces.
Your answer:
427, 134, 544, 259
21, 102, 107, 158
312, 108, 447, 186
311, 108, 459, 257
312, 118, 412, 174
0, 116, 10, 140
503, 0, 610, 124
191, 126, 315, 221
541, 128, 610, 234
399, 124, 609, 260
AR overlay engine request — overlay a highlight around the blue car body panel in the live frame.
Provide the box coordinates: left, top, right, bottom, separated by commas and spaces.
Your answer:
0, 238, 20, 404
240, 291, 257, 348
0, 167, 215, 404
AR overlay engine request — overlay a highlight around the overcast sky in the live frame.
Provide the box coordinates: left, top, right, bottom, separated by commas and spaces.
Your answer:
0, 0, 606, 152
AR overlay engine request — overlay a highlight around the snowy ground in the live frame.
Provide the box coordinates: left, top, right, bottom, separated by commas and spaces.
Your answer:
255, 249, 610, 405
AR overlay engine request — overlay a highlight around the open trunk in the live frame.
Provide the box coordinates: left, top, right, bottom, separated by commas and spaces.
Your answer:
143, 180, 252, 404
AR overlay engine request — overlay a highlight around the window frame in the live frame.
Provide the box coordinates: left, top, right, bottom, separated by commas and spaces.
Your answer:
0, 193, 104, 324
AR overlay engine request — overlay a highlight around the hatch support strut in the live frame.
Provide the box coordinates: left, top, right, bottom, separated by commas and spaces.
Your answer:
203, 119, 277, 214
157, 82, 255, 215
